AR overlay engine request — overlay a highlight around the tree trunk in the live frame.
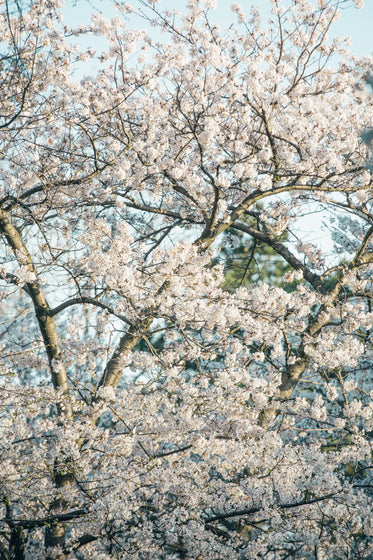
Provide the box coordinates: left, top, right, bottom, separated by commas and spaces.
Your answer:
9, 528, 25, 560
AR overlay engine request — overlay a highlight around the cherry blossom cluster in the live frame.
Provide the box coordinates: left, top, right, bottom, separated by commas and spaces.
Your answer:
1, 0, 373, 558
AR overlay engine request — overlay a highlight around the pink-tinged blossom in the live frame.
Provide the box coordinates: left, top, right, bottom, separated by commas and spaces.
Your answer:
0, 0, 373, 558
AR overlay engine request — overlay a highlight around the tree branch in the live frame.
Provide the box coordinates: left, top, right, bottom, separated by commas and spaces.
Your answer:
231, 221, 326, 294
0, 208, 71, 417
1, 509, 89, 530
97, 317, 154, 390
204, 492, 339, 524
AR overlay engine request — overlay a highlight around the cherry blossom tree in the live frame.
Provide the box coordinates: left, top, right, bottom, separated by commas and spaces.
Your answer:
1, 0, 373, 558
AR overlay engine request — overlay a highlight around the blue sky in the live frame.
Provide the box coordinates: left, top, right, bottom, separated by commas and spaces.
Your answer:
63, 0, 372, 260
65, 0, 372, 57
333, 1, 373, 56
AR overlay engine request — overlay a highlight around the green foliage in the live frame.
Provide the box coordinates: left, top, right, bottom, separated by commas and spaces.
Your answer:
218, 215, 293, 291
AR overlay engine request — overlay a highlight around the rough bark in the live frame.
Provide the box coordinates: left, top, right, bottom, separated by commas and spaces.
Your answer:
0, 208, 73, 557
0, 208, 71, 410
97, 317, 154, 390
9, 527, 25, 560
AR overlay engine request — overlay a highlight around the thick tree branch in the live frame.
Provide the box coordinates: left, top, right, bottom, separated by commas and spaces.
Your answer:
0, 208, 72, 417
49, 296, 134, 326
204, 492, 339, 524
1, 509, 89, 530
231, 221, 326, 294
197, 170, 367, 249
97, 317, 154, 390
